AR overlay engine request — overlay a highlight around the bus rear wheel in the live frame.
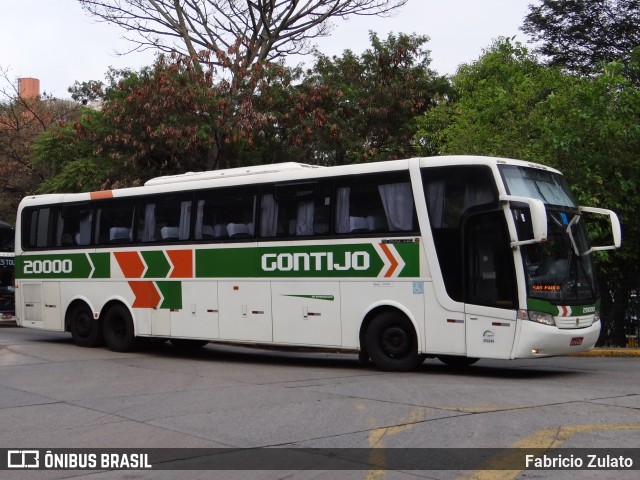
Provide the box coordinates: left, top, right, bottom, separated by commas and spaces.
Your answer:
69, 303, 102, 347
365, 311, 423, 371
103, 304, 137, 352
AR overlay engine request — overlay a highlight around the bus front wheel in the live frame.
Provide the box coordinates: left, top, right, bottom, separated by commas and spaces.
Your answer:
103, 304, 137, 352
69, 303, 102, 347
365, 311, 423, 371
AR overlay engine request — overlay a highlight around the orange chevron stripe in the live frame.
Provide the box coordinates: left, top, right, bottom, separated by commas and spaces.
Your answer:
167, 250, 193, 278
129, 281, 161, 308
114, 251, 145, 278
379, 243, 399, 278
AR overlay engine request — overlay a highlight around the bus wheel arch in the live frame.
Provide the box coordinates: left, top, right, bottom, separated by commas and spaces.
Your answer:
67, 300, 103, 348
101, 301, 138, 352
360, 306, 424, 371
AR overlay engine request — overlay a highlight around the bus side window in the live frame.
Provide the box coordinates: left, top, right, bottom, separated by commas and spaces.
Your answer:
94, 200, 135, 245
139, 195, 192, 243
194, 187, 257, 241
56, 203, 92, 247
22, 207, 56, 249
259, 182, 331, 238
334, 173, 416, 235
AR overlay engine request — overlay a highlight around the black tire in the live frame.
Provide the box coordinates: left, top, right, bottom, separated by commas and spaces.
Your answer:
69, 303, 102, 347
437, 355, 479, 368
170, 338, 209, 351
103, 304, 137, 352
364, 311, 422, 371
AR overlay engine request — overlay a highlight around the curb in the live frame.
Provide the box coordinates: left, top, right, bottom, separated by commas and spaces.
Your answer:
570, 348, 640, 357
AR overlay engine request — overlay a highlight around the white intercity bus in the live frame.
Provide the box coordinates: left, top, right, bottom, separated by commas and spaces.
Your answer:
14, 156, 621, 370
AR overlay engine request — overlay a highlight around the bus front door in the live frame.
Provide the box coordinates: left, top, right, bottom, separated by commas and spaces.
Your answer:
464, 211, 518, 359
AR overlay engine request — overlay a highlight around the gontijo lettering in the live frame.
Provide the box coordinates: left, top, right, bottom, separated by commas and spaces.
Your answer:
261, 251, 370, 272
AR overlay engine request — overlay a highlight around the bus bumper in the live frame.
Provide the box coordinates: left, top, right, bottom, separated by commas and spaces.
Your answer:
513, 320, 601, 358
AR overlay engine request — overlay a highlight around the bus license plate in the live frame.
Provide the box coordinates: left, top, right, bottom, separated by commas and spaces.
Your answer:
570, 337, 584, 346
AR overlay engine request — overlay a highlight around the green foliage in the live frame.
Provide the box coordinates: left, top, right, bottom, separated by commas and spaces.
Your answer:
36, 32, 445, 189
522, 0, 640, 75
415, 39, 564, 159
32, 109, 119, 192
292, 32, 448, 164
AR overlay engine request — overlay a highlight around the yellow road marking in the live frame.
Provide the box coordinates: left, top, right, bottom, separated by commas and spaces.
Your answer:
362, 405, 432, 480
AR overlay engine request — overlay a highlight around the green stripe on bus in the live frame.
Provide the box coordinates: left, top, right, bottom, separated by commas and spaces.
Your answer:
89, 252, 110, 278
527, 298, 601, 316
157, 281, 182, 309
142, 251, 171, 278
16, 241, 420, 280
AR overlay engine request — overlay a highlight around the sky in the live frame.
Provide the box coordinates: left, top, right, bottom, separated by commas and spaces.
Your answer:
1, 0, 534, 99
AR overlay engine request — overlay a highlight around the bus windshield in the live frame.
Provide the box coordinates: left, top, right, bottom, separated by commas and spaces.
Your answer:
500, 164, 577, 208
517, 210, 598, 304
500, 166, 598, 305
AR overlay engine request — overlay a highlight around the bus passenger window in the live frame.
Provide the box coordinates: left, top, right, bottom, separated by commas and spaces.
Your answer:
139, 195, 192, 243
258, 182, 331, 238
94, 201, 135, 245
56, 203, 92, 247
194, 187, 256, 241
22, 207, 56, 249
334, 173, 416, 235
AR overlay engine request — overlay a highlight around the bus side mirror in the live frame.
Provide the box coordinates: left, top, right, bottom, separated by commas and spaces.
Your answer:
499, 195, 548, 247
578, 206, 622, 254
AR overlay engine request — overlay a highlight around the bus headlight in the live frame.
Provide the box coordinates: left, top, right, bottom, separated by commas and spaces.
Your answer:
527, 310, 556, 326
593, 310, 601, 323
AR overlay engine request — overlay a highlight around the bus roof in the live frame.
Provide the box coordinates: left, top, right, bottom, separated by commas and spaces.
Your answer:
18, 156, 563, 206
145, 162, 324, 186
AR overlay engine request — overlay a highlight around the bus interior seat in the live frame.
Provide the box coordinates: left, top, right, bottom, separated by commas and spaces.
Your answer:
201, 225, 215, 239
110, 227, 131, 243
160, 226, 179, 241
366, 215, 386, 231
349, 216, 369, 233
227, 223, 250, 238
213, 224, 228, 238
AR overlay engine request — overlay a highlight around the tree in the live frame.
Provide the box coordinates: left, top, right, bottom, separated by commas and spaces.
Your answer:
521, 0, 640, 75
36, 32, 445, 188
34, 52, 294, 190
296, 32, 448, 164
0, 68, 80, 220
415, 39, 564, 159
78, 1, 408, 167
225, 32, 447, 166
78, 0, 407, 69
